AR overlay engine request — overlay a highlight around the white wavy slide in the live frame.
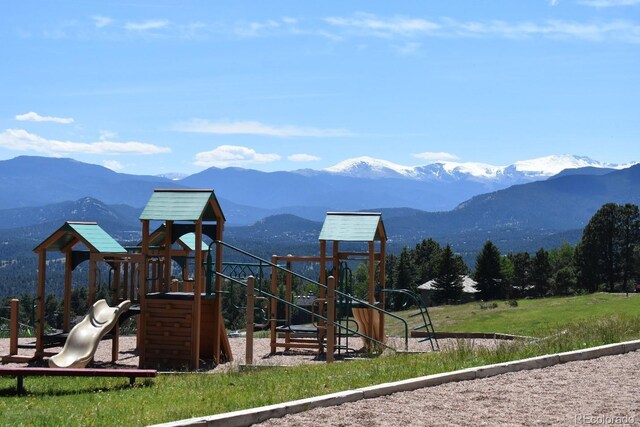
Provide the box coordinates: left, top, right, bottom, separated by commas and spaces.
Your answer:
49, 299, 131, 369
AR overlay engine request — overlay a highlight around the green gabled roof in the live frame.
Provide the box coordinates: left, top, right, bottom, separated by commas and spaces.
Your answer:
139, 189, 225, 222
318, 212, 386, 242
34, 222, 127, 253
177, 232, 209, 251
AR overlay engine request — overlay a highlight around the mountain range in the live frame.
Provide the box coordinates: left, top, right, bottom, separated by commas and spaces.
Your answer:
0, 154, 638, 261
2, 154, 631, 225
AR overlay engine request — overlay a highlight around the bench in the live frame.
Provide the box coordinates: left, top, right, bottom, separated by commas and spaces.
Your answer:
0, 367, 157, 393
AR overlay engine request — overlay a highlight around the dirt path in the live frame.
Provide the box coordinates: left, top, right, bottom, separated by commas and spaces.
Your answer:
256, 350, 640, 426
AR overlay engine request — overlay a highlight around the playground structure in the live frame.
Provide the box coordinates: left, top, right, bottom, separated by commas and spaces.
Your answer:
1, 188, 438, 370
265, 212, 389, 357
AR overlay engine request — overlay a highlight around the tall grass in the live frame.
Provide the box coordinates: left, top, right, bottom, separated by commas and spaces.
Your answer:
1, 300, 639, 426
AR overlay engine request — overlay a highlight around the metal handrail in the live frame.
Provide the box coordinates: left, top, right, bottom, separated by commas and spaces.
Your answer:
380, 288, 439, 351
210, 235, 411, 352
218, 271, 397, 351
211, 240, 410, 333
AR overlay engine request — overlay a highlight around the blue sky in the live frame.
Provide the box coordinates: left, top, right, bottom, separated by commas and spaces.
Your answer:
0, 0, 638, 176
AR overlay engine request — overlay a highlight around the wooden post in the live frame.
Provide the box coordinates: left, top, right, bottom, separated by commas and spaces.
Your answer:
35, 250, 46, 357
123, 262, 130, 301
326, 276, 335, 363
270, 257, 278, 354
129, 263, 136, 303
379, 239, 386, 341
192, 220, 203, 369
368, 241, 376, 347
285, 258, 292, 351
88, 258, 97, 306
138, 220, 149, 368
213, 221, 224, 364
9, 299, 19, 356
112, 320, 120, 362
63, 250, 72, 333
245, 275, 255, 366
165, 220, 173, 293
368, 241, 375, 306
112, 262, 121, 302
319, 240, 327, 286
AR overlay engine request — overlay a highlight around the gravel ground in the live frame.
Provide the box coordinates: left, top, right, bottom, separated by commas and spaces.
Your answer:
256, 350, 640, 427
0, 335, 486, 370
4, 337, 637, 426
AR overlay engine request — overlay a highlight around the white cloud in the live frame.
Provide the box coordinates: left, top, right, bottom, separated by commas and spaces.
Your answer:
325, 13, 440, 38
99, 130, 117, 141
194, 145, 280, 168
288, 153, 321, 162
93, 15, 113, 28
103, 160, 124, 171
233, 16, 302, 38
579, 0, 640, 6
125, 20, 169, 31
15, 112, 74, 124
443, 18, 640, 42
413, 151, 460, 162
235, 19, 281, 37
176, 119, 351, 137
0, 129, 171, 155
324, 13, 640, 43
549, 0, 559, 6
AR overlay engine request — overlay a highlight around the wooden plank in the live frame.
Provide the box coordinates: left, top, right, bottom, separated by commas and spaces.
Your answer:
272, 342, 321, 350
0, 367, 157, 393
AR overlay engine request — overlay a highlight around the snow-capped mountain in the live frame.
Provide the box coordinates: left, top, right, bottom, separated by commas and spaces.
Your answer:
323, 154, 633, 183
324, 156, 419, 179
156, 172, 188, 181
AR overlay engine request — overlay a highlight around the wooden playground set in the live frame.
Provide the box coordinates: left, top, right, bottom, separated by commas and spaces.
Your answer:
1, 188, 438, 372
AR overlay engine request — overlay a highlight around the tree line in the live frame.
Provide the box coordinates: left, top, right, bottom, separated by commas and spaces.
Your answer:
382, 203, 639, 305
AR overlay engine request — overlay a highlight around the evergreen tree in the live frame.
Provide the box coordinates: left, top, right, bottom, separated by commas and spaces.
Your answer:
509, 252, 530, 297
394, 247, 416, 293
500, 257, 514, 299
473, 241, 505, 300
553, 266, 577, 295
412, 239, 442, 285
432, 244, 464, 304
530, 248, 552, 297
577, 203, 640, 292
619, 204, 640, 294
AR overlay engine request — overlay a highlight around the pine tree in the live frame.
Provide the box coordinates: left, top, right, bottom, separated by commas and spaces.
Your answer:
577, 203, 640, 292
473, 241, 505, 300
530, 248, 552, 297
432, 244, 464, 304
412, 239, 442, 285
394, 247, 416, 292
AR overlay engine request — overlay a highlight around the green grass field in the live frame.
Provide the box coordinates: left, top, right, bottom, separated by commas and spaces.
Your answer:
386, 292, 640, 337
1, 293, 639, 426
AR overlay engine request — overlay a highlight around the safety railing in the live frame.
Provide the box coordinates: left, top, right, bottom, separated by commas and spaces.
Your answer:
207, 240, 410, 353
